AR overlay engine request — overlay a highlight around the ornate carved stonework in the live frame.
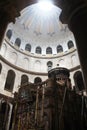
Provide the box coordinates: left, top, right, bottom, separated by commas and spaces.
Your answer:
10, 67, 87, 130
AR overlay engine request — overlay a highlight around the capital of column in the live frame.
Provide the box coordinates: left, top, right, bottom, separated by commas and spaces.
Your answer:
59, 0, 87, 24
0, 0, 20, 23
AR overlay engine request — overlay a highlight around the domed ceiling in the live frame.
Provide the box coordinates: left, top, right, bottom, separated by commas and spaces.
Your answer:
12, 1, 72, 44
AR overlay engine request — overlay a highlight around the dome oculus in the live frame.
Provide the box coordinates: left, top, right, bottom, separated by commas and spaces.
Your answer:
38, 0, 54, 12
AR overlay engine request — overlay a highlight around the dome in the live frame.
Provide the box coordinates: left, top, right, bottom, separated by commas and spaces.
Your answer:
0, 1, 87, 130
0, 0, 80, 89
12, 3, 71, 45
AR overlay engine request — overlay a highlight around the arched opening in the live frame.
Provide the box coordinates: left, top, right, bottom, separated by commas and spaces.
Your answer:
25, 44, 31, 52
57, 45, 63, 53
47, 61, 53, 71
4, 70, 15, 91
6, 29, 12, 39
21, 75, 28, 85
0, 102, 10, 130
34, 77, 42, 84
36, 46, 42, 54
68, 40, 74, 49
15, 38, 21, 48
46, 47, 52, 54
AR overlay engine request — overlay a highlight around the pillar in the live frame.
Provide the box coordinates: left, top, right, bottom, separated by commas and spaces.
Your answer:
0, 0, 20, 47
59, 0, 87, 91
0, 11, 9, 46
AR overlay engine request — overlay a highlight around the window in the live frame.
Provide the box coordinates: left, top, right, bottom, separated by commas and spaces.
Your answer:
4, 70, 15, 91
0, 102, 10, 129
25, 44, 31, 52
36, 46, 42, 54
15, 38, 21, 47
46, 47, 52, 54
73, 71, 85, 91
68, 40, 74, 49
57, 45, 63, 53
0, 63, 2, 74
21, 75, 28, 85
47, 61, 53, 71
6, 29, 12, 39
34, 77, 42, 84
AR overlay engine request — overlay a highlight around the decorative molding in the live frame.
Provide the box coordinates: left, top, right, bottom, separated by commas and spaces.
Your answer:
5, 38, 77, 59
0, 55, 47, 76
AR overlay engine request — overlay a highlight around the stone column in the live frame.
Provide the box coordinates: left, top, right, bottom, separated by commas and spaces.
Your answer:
58, 0, 87, 91
0, 11, 9, 46
6, 103, 13, 130
0, 0, 20, 47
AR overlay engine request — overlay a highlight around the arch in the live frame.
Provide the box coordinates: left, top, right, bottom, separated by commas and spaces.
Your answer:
34, 77, 42, 84
23, 58, 29, 70
36, 46, 42, 54
59, 59, 65, 67
25, 44, 31, 52
71, 54, 77, 66
21, 75, 28, 85
57, 45, 63, 53
11, 52, 18, 64
15, 38, 21, 47
68, 40, 74, 49
1, 43, 7, 56
6, 29, 12, 39
46, 47, 52, 54
47, 61, 53, 71
73, 71, 85, 91
0, 102, 10, 130
0, 63, 2, 74
34, 60, 41, 71
4, 70, 15, 91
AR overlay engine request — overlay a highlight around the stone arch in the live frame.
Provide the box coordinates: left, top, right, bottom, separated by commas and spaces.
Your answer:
25, 43, 31, 52
46, 47, 52, 54
35, 46, 42, 54
34, 77, 42, 84
68, 40, 74, 49
21, 74, 29, 85
4, 70, 16, 91
6, 29, 12, 39
15, 38, 21, 48
34, 60, 41, 71
47, 61, 53, 71
57, 45, 63, 53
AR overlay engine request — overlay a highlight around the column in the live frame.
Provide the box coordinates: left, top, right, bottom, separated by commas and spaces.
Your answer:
0, 11, 9, 46
58, 0, 87, 91
0, 0, 20, 47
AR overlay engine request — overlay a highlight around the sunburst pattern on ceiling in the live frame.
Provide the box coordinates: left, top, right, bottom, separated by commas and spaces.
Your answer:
18, 3, 67, 37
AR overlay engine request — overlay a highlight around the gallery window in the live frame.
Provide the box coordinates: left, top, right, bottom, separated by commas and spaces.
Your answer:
36, 46, 42, 54
57, 45, 63, 53
6, 29, 12, 39
15, 38, 21, 47
4, 70, 15, 91
47, 61, 53, 71
46, 47, 52, 54
34, 77, 42, 84
25, 44, 31, 52
68, 40, 74, 49
21, 75, 29, 85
